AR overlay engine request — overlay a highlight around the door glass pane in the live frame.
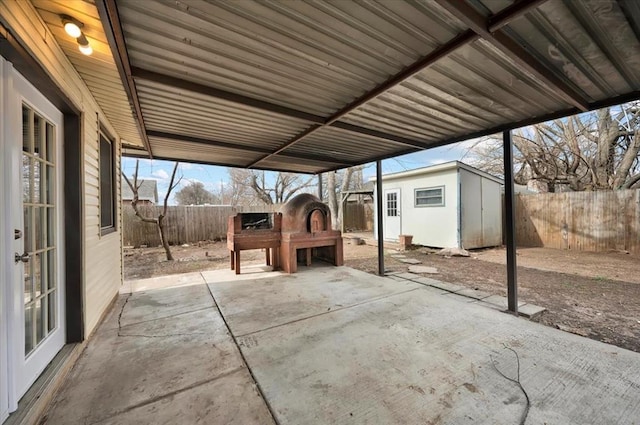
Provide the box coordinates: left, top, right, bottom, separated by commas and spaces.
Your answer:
23, 203, 31, 253
25, 304, 33, 355
48, 291, 56, 332
46, 122, 54, 162
23, 155, 30, 202
33, 253, 41, 298
34, 114, 43, 158
33, 160, 41, 204
46, 165, 54, 204
22, 106, 30, 152
35, 298, 45, 344
47, 250, 56, 291
47, 207, 55, 247
24, 262, 32, 304
35, 207, 43, 250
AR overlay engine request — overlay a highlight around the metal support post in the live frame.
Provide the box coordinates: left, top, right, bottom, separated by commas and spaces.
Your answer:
376, 160, 385, 276
503, 130, 518, 314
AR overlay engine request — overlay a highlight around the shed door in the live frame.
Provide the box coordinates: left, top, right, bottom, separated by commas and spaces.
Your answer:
383, 189, 401, 241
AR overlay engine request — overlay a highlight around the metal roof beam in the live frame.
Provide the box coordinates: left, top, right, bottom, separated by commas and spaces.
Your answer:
488, 0, 550, 32
247, 29, 479, 168
96, 0, 152, 156
131, 67, 436, 150
147, 130, 356, 167
249, 0, 558, 169
131, 67, 326, 125
434, 0, 589, 111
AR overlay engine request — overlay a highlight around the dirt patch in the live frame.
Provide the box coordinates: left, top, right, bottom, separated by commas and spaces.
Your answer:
124, 241, 640, 353
123, 241, 264, 280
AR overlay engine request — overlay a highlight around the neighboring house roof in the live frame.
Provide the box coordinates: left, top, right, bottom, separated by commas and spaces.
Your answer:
377, 161, 504, 185
122, 179, 158, 203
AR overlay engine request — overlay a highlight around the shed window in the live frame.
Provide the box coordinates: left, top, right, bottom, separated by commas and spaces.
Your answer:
415, 186, 444, 207
99, 133, 116, 233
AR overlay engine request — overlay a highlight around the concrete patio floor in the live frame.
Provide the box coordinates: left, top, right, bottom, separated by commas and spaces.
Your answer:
43, 264, 640, 424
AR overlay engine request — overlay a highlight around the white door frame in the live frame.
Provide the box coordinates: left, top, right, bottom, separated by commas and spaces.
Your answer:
2, 58, 66, 412
1, 55, 11, 425
383, 188, 402, 241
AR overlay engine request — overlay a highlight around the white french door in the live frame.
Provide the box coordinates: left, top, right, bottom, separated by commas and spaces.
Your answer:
383, 188, 401, 241
1, 59, 65, 414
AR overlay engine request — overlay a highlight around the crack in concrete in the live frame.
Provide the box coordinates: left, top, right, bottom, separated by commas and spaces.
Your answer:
86, 367, 246, 425
205, 275, 281, 425
116, 293, 132, 337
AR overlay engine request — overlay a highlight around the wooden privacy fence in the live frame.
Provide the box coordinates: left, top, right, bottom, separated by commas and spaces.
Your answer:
514, 189, 640, 254
122, 204, 280, 247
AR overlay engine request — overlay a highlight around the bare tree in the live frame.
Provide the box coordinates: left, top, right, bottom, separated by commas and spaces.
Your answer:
324, 166, 364, 230
122, 160, 180, 260
175, 181, 217, 205
227, 168, 315, 205
468, 102, 640, 192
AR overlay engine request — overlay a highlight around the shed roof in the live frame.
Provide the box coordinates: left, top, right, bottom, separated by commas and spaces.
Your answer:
121, 179, 158, 203
29, 0, 640, 174
379, 161, 504, 183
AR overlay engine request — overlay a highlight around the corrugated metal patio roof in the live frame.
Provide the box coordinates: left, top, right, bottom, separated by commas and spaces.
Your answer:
89, 0, 640, 173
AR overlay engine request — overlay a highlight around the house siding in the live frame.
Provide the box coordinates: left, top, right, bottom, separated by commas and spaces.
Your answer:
0, 1, 123, 337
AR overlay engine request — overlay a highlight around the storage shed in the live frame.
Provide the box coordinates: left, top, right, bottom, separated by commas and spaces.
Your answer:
374, 161, 503, 249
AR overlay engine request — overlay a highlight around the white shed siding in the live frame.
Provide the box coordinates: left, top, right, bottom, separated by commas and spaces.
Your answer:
386, 169, 459, 248
481, 178, 502, 247
459, 169, 483, 249
1, 1, 123, 337
460, 168, 502, 249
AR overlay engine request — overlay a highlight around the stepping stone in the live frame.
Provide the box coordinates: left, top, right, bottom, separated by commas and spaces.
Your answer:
518, 303, 546, 319
408, 265, 438, 274
399, 258, 421, 264
390, 254, 407, 259
456, 288, 492, 300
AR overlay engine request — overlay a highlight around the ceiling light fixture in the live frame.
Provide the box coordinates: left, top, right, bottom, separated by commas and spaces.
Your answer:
61, 15, 82, 38
77, 34, 93, 56
60, 14, 93, 56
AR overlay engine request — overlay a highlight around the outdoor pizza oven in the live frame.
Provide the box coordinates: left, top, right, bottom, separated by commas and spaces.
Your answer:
280, 193, 344, 273
227, 212, 282, 274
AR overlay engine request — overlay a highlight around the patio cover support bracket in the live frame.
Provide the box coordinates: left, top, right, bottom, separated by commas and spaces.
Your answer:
434, 0, 589, 112
503, 130, 518, 314
376, 160, 385, 276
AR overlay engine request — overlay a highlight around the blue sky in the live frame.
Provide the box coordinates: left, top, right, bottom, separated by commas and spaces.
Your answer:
121, 138, 481, 205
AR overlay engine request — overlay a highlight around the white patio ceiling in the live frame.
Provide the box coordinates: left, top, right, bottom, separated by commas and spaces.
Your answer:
38, 0, 640, 174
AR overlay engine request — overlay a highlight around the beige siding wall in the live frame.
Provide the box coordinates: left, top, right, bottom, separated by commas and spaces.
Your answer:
1, 1, 124, 336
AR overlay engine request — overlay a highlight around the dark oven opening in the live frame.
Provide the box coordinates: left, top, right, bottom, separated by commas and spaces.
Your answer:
241, 213, 272, 230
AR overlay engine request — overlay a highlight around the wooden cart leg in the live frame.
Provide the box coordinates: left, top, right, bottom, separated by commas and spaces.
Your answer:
273, 248, 280, 270
265, 248, 271, 266
306, 247, 312, 266
230, 251, 235, 270
235, 250, 241, 275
